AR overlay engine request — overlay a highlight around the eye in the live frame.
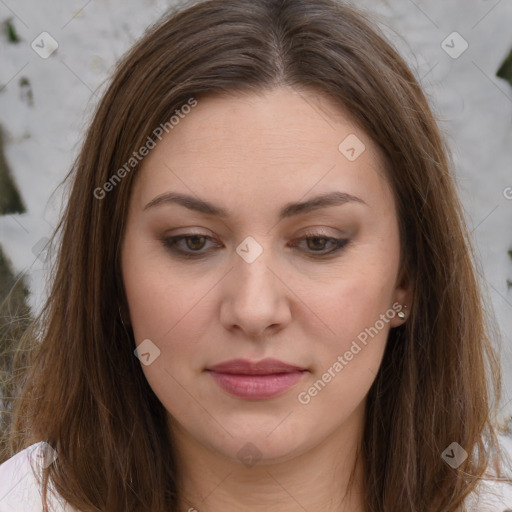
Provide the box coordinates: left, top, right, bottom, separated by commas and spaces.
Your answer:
161, 232, 349, 259
162, 234, 220, 257
289, 232, 349, 256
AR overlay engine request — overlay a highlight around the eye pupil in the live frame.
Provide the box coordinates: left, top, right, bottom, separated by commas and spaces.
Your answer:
307, 237, 327, 250
186, 236, 206, 250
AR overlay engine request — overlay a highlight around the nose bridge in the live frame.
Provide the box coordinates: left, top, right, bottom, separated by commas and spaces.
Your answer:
233, 234, 277, 300
220, 234, 291, 335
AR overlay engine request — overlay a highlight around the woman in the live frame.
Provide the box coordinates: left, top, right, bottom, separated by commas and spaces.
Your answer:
1, 0, 511, 510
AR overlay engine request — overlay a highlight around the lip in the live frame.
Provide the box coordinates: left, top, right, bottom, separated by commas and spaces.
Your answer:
206, 358, 307, 400
207, 358, 306, 375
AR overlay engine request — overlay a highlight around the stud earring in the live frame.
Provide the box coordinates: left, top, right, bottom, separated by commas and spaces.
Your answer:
397, 305, 407, 319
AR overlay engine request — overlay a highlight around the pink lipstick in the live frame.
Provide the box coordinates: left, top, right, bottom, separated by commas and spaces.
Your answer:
206, 358, 307, 400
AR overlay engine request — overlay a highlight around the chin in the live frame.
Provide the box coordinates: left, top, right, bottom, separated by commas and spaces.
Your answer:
198, 422, 314, 466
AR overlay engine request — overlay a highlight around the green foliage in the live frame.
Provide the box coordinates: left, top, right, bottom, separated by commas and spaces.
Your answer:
0, 120, 30, 459
0, 126, 26, 214
4, 18, 19, 43
0, 244, 32, 459
19, 77, 34, 107
497, 48, 512, 87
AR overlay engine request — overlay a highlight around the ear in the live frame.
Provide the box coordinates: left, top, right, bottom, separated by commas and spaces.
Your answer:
389, 266, 413, 328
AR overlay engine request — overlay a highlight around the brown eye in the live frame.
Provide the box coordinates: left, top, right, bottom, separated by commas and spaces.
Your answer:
291, 233, 350, 256
184, 235, 207, 251
162, 234, 220, 258
306, 237, 330, 251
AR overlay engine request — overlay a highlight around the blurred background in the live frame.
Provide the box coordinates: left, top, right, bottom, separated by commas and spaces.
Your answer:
1, 0, 511, 427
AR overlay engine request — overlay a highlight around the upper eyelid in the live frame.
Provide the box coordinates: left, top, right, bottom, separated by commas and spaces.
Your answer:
164, 231, 344, 244
163, 225, 345, 238
162, 233, 349, 253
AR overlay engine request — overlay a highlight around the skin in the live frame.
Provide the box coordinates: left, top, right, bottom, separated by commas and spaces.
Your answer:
121, 86, 412, 512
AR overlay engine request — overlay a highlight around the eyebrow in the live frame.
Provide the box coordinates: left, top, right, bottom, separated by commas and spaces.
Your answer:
143, 190, 366, 220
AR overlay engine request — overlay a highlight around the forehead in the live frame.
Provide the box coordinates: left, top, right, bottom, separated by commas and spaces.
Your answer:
148, 87, 377, 162
129, 86, 394, 220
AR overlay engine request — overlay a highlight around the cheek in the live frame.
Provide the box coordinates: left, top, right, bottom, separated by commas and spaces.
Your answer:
121, 238, 221, 406
310, 281, 393, 377
298, 242, 399, 393
309, 254, 398, 339
125, 271, 204, 342
296, 279, 393, 413
122, 231, 212, 342
122, 247, 210, 411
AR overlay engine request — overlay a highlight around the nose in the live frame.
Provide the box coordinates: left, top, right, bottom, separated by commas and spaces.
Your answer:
219, 240, 292, 339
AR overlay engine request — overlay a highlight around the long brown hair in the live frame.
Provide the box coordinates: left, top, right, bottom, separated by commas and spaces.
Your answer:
2, 0, 509, 510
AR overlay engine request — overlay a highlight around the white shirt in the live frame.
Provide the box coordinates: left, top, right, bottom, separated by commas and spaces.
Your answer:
1, 438, 512, 511
0, 442, 77, 512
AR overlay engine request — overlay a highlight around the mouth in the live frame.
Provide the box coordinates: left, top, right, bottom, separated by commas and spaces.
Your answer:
205, 358, 308, 400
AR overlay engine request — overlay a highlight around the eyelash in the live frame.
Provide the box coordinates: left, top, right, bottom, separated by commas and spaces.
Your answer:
161, 232, 349, 259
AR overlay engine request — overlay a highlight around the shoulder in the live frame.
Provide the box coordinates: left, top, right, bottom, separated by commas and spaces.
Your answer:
0, 442, 76, 512
465, 435, 512, 511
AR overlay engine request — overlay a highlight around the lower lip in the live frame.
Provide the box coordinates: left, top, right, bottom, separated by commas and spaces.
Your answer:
208, 371, 306, 399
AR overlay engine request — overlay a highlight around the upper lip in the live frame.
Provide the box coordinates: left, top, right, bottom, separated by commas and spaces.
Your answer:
207, 358, 306, 375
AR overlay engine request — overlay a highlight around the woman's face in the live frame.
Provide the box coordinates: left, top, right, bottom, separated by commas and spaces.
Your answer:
121, 86, 410, 465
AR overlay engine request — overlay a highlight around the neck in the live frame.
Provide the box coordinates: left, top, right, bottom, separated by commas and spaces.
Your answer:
171, 407, 366, 512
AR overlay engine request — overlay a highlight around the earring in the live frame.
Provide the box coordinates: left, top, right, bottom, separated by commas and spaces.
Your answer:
398, 305, 407, 319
